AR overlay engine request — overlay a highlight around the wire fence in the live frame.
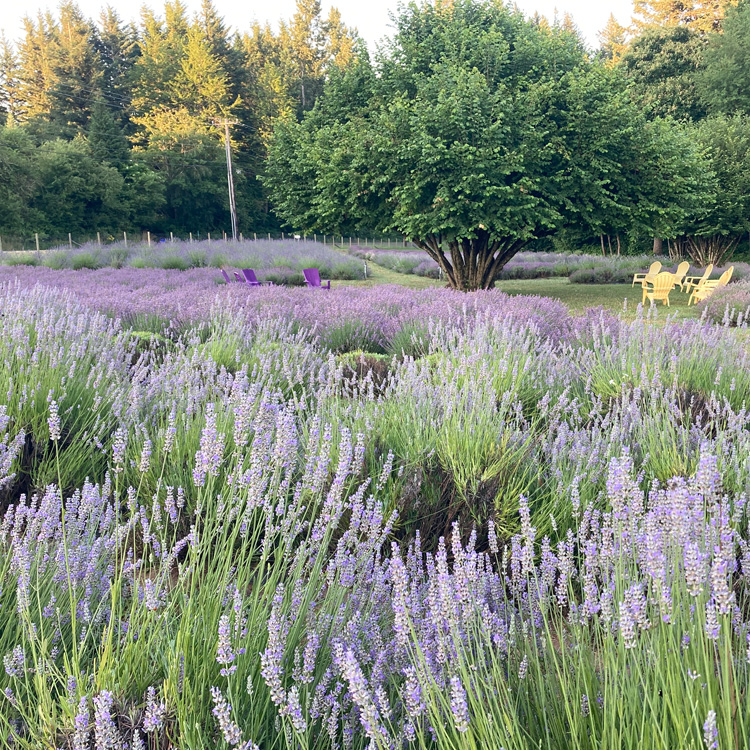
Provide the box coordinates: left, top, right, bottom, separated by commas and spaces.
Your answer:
0, 231, 412, 253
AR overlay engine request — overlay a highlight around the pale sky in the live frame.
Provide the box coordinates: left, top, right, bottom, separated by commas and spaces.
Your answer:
0, 0, 634, 50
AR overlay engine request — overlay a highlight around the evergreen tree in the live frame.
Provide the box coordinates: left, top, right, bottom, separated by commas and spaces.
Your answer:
280, 0, 328, 112
325, 7, 357, 70
175, 23, 233, 118
621, 25, 707, 120
131, 3, 187, 118
16, 13, 58, 127
88, 98, 128, 168
598, 13, 628, 66
196, 0, 230, 62
48, 1, 103, 138
0, 36, 24, 125
95, 7, 138, 128
632, 0, 733, 34
700, 0, 750, 115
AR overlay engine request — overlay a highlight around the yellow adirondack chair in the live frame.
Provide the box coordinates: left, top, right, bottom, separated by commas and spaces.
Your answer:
691, 266, 734, 304
643, 271, 676, 306
684, 264, 714, 298
633, 261, 662, 288
673, 261, 690, 290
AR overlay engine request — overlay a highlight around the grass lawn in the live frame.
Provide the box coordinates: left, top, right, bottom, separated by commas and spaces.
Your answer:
341, 258, 702, 320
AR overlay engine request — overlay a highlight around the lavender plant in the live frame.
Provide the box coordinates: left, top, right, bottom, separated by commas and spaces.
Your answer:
1, 276, 750, 748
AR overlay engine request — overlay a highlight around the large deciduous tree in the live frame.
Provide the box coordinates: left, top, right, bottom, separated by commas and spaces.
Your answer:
699, 1, 750, 116
265, 0, 704, 291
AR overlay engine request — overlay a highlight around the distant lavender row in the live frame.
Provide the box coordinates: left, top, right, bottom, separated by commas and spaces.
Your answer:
1, 238, 365, 282
350, 246, 750, 284
0, 266, 605, 349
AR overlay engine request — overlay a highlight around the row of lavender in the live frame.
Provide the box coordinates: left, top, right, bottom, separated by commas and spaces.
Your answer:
1, 239, 365, 283
1, 277, 750, 748
351, 246, 750, 287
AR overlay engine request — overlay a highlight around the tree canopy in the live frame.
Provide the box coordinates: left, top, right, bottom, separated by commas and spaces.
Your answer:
265, 0, 706, 290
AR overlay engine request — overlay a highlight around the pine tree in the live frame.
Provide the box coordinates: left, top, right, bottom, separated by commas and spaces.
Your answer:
88, 97, 128, 168
175, 24, 232, 118
280, 0, 327, 112
0, 35, 24, 125
48, 1, 103, 138
196, 0, 230, 61
632, 0, 734, 34
16, 13, 58, 126
599, 13, 629, 65
95, 7, 138, 128
325, 7, 357, 70
131, 4, 187, 120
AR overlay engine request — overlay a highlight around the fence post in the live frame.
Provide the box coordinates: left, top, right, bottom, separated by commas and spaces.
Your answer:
314, 234, 317, 243
223, 231, 227, 241
323, 234, 326, 244
268, 232, 271, 240
254, 232, 257, 241
124, 231, 128, 247
35, 233, 40, 252
189, 233, 193, 243
240, 233, 243, 242
364, 260, 367, 279
208, 232, 211, 243
349, 237, 352, 247
0, 236, 2, 252
69, 233, 73, 248
282, 232, 285, 240
147, 231, 151, 247
170, 231, 174, 242
97, 232, 101, 246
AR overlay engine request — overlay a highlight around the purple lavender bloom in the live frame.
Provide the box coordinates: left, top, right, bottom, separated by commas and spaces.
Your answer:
449, 675, 470, 734
216, 614, 237, 676
703, 710, 718, 749
142, 686, 165, 732
3, 645, 24, 677
93, 690, 120, 750
73, 696, 90, 750
210, 686, 243, 746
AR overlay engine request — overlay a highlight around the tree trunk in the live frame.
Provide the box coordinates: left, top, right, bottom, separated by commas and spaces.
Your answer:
616, 234, 621, 256
653, 237, 663, 255
600, 234, 606, 257
413, 230, 528, 291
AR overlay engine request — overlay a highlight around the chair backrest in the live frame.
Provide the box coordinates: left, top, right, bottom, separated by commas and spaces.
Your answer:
651, 271, 675, 292
648, 261, 662, 275
674, 261, 689, 281
242, 268, 259, 284
718, 266, 734, 287
697, 264, 714, 284
221, 269, 232, 283
303, 268, 321, 287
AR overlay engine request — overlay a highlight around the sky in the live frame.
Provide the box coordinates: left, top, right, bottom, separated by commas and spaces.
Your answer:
0, 0, 634, 49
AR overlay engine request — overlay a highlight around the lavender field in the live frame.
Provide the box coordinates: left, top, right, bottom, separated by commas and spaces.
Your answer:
350, 246, 750, 287
2, 273, 750, 749
2, 239, 365, 284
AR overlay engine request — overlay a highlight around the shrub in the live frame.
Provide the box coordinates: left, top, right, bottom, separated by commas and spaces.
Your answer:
159, 255, 189, 271
71, 252, 99, 270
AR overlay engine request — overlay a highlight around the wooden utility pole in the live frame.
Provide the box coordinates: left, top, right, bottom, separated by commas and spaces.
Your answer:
214, 118, 239, 241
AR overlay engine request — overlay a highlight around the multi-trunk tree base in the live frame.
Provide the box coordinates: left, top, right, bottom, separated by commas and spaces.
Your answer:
413, 230, 528, 292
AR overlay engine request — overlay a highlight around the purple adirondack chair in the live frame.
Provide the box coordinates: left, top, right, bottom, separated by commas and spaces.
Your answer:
303, 268, 331, 290
233, 271, 244, 282
242, 269, 272, 286
221, 269, 233, 284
